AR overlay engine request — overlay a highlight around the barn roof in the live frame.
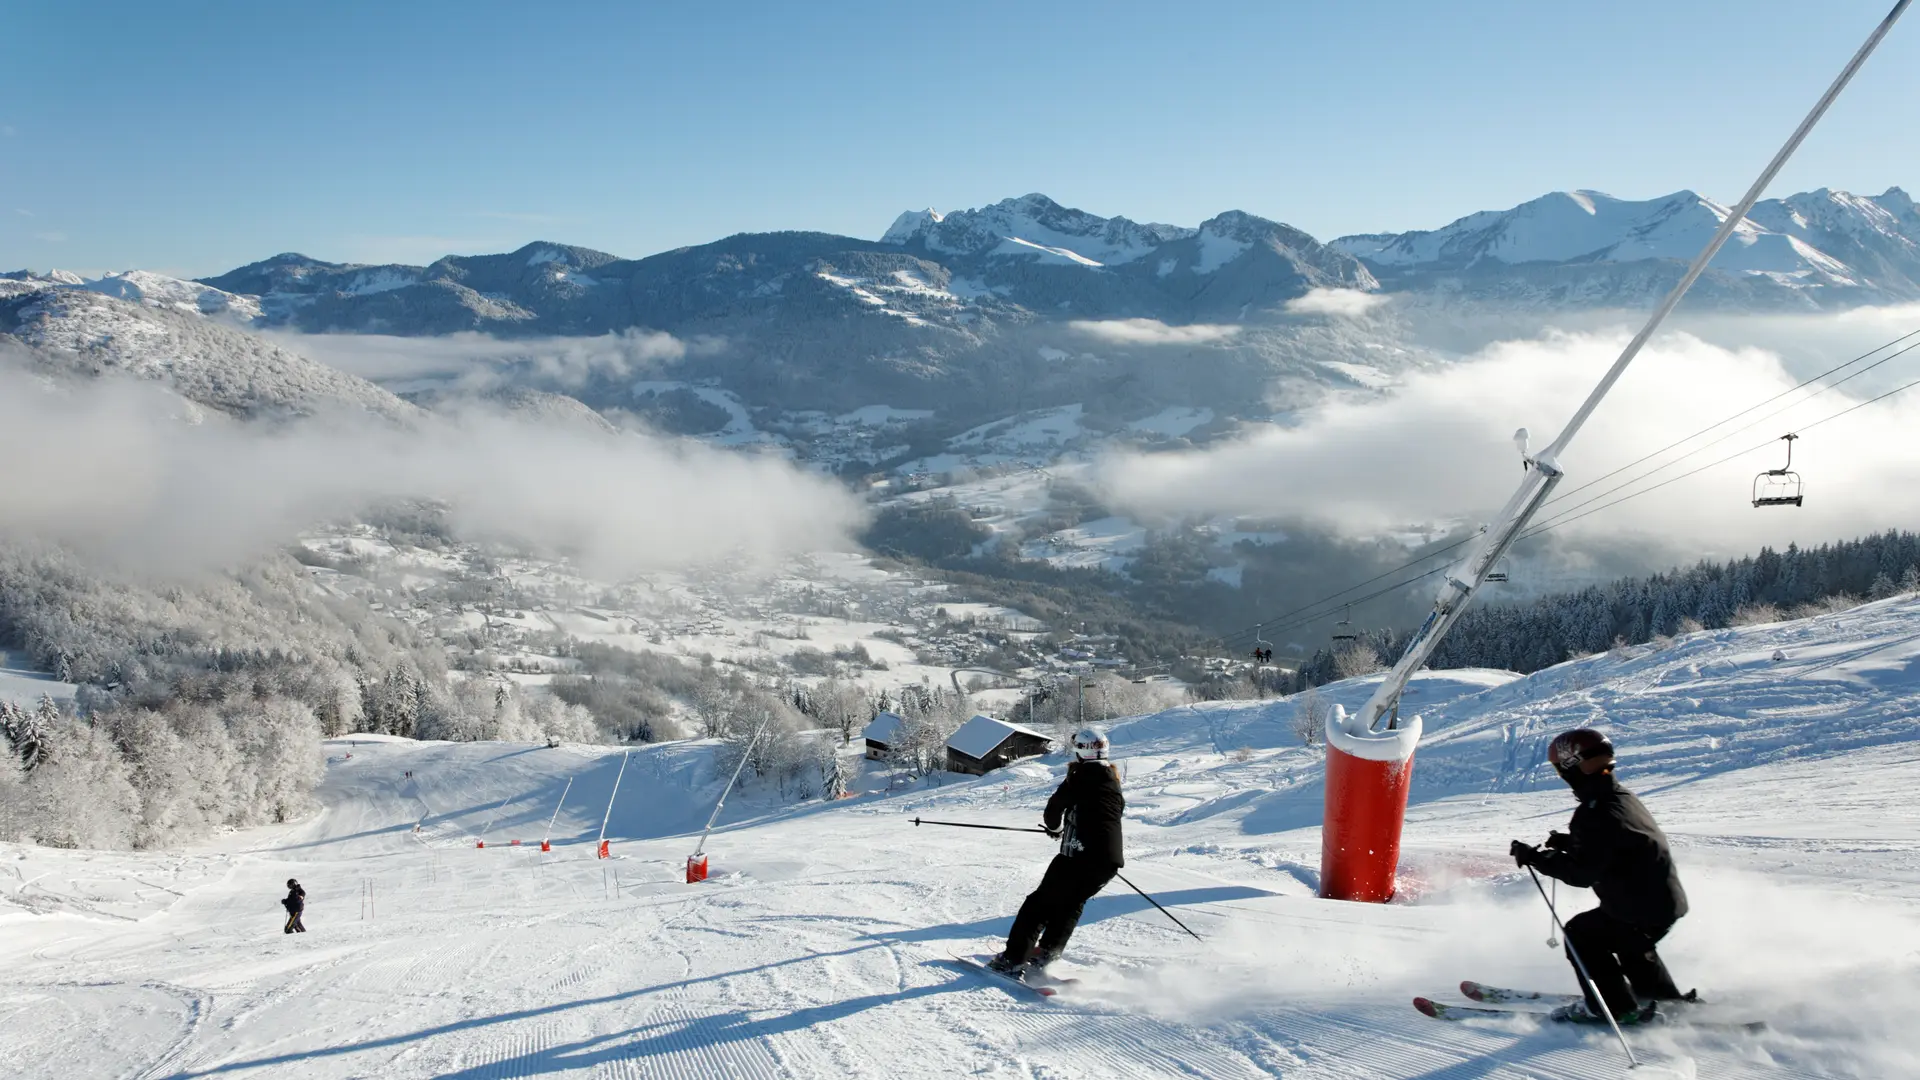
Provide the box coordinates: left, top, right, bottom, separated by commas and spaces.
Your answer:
863, 712, 904, 744
946, 714, 1051, 760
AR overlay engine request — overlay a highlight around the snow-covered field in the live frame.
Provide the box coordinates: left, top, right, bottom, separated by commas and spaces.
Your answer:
6, 598, 1920, 1078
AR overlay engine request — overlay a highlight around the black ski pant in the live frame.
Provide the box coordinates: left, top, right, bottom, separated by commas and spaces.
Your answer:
1005, 855, 1117, 961
1564, 908, 1680, 1017
284, 910, 306, 934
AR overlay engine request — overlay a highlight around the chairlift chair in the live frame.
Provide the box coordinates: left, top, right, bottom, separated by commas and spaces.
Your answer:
1752, 433, 1805, 508
1484, 556, 1510, 584
1332, 606, 1359, 645
1251, 624, 1273, 663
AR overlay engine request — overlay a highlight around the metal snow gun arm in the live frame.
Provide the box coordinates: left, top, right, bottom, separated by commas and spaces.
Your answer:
1354, 451, 1564, 734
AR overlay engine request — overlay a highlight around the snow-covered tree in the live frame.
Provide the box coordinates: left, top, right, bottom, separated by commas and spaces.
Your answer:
1292, 686, 1327, 748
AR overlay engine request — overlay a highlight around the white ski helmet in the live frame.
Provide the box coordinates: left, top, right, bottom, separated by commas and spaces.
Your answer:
1070, 725, 1110, 761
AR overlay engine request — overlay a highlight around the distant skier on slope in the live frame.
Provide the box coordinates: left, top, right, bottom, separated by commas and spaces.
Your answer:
282, 878, 307, 934
1510, 729, 1688, 1025
988, 726, 1124, 978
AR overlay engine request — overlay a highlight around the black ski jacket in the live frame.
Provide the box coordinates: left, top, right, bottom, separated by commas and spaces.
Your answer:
1045, 760, 1124, 867
1532, 772, 1687, 930
283, 884, 306, 913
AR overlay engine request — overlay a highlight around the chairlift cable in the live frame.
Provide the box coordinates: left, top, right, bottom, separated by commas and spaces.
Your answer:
1520, 370, 1920, 538
1210, 534, 1478, 649
1538, 326, 1920, 511
1530, 335, 1920, 526
1202, 334, 1920, 659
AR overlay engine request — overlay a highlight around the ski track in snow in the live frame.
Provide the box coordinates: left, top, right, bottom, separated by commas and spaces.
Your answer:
7, 597, 1920, 1077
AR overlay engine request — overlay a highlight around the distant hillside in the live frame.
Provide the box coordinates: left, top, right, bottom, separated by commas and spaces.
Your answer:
0, 289, 419, 421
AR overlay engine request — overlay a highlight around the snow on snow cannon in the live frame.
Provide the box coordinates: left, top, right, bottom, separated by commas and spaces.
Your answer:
1320, 704, 1421, 903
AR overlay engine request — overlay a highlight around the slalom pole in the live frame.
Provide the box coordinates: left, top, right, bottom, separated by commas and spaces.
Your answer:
542, 776, 573, 852
1528, 868, 1640, 1070
596, 751, 629, 859
910, 817, 1051, 834
1115, 872, 1204, 941
476, 794, 512, 848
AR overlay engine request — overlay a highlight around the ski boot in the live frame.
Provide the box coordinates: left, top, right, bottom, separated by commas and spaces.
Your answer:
986, 950, 1030, 975
1550, 998, 1656, 1026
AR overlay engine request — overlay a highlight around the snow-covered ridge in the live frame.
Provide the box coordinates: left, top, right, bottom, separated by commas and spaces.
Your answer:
0, 268, 266, 321
882, 193, 1198, 266
1337, 186, 1920, 295
79, 270, 266, 321
0, 289, 419, 420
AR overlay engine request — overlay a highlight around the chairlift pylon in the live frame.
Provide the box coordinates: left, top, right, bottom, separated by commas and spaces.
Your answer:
1752, 433, 1805, 508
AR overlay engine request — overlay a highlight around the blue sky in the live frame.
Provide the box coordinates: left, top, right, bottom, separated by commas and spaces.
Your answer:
3, 1, 1915, 278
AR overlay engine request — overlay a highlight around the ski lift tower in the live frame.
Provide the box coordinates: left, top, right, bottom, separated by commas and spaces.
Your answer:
1317, 0, 1909, 904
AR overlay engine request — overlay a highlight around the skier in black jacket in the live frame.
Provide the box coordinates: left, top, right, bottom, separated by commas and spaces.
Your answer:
1511, 729, 1687, 1024
989, 726, 1124, 976
282, 878, 307, 934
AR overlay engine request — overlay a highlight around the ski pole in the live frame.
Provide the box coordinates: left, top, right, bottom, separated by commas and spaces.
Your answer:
1115, 872, 1203, 941
1527, 867, 1640, 1069
909, 817, 1050, 833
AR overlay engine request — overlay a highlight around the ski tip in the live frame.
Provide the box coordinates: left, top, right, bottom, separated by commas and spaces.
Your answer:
1413, 996, 1441, 1018
1460, 980, 1484, 1001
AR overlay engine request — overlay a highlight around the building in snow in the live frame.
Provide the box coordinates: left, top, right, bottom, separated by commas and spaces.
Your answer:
863, 712, 905, 761
945, 714, 1052, 775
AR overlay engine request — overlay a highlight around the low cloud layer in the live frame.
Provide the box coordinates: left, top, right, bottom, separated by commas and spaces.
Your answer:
0, 363, 863, 577
1067, 318, 1241, 346
1285, 288, 1388, 318
270, 329, 713, 391
1093, 328, 1920, 554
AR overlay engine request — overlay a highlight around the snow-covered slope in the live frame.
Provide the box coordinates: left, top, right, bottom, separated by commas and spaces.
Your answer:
5, 595, 1918, 1077
0, 289, 420, 420
78, 269, 265, 322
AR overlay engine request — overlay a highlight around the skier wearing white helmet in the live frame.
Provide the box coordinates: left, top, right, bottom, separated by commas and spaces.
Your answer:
988, 725, 1124, 977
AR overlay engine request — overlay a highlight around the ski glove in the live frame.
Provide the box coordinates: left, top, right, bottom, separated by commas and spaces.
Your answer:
1509, 840, 1541, 868
1043, 824, 1062, 839
1545, 830, 1573, 851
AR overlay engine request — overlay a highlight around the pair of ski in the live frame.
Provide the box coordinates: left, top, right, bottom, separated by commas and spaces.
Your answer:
1416, 981, 1765, 1033
949, 951, 1078, 999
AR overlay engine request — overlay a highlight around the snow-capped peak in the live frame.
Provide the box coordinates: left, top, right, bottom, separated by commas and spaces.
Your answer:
880, 194, 1196, 266
881, 208, 944, 245
1332, 187, 1900, 290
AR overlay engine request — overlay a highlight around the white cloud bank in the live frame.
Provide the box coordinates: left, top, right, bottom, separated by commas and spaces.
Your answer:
267, 329, 714, 390
1286, 288, 1389, 318
0, 364, 863, 577
1092, 329, 1920, 553
1067, 318, 1241, 346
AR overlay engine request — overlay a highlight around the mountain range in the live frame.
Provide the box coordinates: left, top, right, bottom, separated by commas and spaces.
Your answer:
5, 184, 1917, 424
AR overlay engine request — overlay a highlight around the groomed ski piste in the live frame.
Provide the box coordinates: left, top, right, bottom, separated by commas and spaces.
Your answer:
6, 595, 1920, 1079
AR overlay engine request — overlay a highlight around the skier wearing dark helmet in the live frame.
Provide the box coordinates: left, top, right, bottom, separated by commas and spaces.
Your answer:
988, 725, 1124, 979
1510, 729, 1688, 1025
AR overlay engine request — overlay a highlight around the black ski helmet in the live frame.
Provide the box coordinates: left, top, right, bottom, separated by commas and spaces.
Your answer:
1548, 728, 1614, 784
286, 878, 298, 888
